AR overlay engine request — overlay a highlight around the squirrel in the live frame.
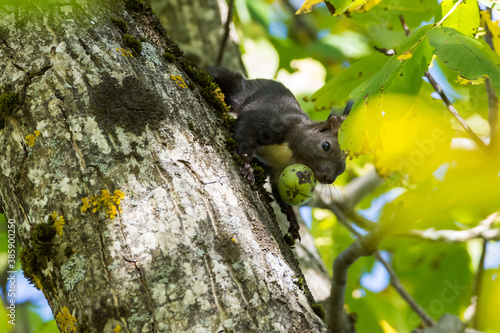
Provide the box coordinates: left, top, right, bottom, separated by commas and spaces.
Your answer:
208, 67, 352, 240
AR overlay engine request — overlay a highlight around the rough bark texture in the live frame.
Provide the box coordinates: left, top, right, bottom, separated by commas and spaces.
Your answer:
0, 1, 326, 332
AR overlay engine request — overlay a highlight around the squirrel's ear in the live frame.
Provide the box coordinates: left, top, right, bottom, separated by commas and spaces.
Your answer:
328, 115, 344, 133
318, 115, 345, 133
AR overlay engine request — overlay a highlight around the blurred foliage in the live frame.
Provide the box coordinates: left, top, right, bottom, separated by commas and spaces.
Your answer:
234, 0, 500, 331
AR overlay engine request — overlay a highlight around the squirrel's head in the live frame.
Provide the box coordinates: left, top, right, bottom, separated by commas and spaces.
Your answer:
292, 115, 347, 184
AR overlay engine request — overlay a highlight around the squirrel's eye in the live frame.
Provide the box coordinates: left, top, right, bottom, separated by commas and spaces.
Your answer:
322, 142, 330, 152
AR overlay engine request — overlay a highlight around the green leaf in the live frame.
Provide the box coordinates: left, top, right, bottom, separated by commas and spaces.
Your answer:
383, 240, 473, 322
33, 320, 59, 333
427, 27, 500, 96
329, 0, 365, 16
350, 0, 438, 31
476, 268, 500, 332
246, 0, 271, 28
312, 53, 389, 110
351, 25, 433, 100
437, 0, 480, 38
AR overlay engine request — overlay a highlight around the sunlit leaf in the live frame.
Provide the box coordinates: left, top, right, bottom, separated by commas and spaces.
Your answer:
296, 0, 366, 16
476, 268, 500, 332
455, 75, 485, 86
349, 0, 438, 31
396, 50, 412, 60
427, 27, 500, 96
339, 99, 383, 156
351, 25, 432, 101
437, 0, 480, 38
352, 0, 384, 13
380, 320, 398, 333
380, 150, 500, 229
372, 93, 453, 181
296, 0, 326, 15
480, 10, 500, 58
328, 0, 366, 16
312, 53, 389, 110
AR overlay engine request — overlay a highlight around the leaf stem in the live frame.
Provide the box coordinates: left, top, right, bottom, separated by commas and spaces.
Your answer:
435, 0, 464, 27
424, 71, 489, 151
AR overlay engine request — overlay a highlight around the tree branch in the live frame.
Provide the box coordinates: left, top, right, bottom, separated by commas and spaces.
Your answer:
400, 212, 500, 243
483, 8, 500, 150
470, 239, 487, 329
216, 0, 234, 66
375, 251, 435, 327
327, 205, 436, 331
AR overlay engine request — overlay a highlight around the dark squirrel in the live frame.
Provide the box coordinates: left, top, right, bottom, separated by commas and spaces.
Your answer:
208, 67, 352, 240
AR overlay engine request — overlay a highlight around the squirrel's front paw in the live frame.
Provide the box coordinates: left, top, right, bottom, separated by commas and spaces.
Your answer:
241, 164, 255, 183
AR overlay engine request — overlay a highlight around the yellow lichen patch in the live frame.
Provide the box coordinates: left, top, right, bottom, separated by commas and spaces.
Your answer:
113, 325, 122, 333
55, 306, 77, 333
25, 130, 40, 147
170, 75, 188, 89
81, 189, 124, 219
116, 47, 133, 58
50, 211, 66, 236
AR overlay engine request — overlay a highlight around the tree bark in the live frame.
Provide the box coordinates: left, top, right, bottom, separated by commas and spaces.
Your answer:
0, 1, 326, 332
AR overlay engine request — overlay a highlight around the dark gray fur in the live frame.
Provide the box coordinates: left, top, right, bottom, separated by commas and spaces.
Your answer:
209, 67, 351, 240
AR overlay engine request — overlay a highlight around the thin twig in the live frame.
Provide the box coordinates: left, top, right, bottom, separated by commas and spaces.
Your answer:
425, 71, 489, 151
375, 251, 435, 327
399, 15, 410, 37
471, 239, 487, 329
216, 0, 234, 66
399, 15, 489, 151
328, 205, 436, 331
400, 212, 500, 243
483, 8, 500, 150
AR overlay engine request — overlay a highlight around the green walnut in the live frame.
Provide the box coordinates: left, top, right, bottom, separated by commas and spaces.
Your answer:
278, 164, 316, 206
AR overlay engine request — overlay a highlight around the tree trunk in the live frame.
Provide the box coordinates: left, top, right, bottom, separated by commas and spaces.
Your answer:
0, 1, 326, 332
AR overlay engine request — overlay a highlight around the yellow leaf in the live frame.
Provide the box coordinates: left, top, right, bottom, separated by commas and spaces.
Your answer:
476, 269, 500, 332
354, 0, 382, 12
371, 95, 452, 182
339, 99, 382, 157
380, 320, 398, 333
295, 0, 324, 15
480, 11, 500, 58
396, 50, 413, 60
455, 75, 485, 85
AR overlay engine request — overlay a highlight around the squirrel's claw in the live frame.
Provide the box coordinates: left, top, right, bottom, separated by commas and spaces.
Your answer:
241, 163, 255, 183
241, 154, 255, 183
